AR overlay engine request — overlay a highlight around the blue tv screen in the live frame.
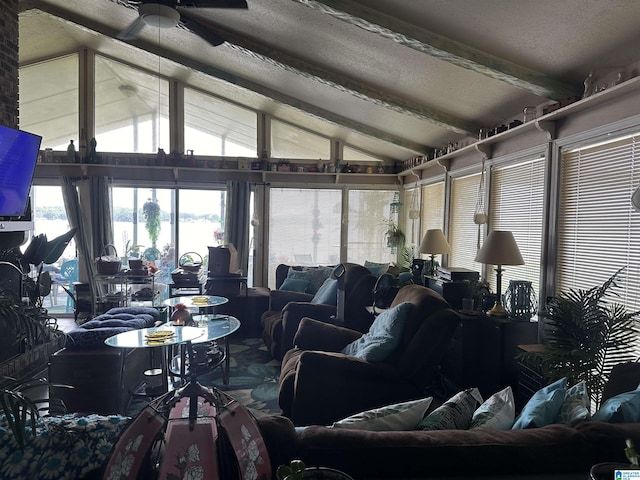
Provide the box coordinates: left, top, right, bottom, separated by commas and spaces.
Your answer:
0, 125, 42, 217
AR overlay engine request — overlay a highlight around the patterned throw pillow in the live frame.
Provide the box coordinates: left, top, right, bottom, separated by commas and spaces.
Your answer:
512, 377, 567, 429
332, 397, 433, 431
416, 388, 483, 431
557, 380, 591, 426
471, 386, 515, 430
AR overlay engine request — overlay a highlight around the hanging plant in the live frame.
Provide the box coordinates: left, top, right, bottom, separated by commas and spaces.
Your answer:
142, 198, 161, 248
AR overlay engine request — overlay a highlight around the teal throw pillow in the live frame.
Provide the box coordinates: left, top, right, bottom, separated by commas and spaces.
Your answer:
279, 278, 309, 293
512, 377, 567, 429
311, 278, 338, 305
365, 260, 390, 277
341, 302, 412, 362
288, 267, 332, 294
557, 380, 591, 426
592, 386, 640, 423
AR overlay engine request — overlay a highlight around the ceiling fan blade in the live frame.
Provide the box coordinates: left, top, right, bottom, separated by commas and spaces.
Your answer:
177, 0, 248, 8
179, 12, 226, 46
117, 17, 147, 40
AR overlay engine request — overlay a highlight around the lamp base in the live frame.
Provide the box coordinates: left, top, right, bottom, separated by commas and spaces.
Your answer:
487, 301, 508, 318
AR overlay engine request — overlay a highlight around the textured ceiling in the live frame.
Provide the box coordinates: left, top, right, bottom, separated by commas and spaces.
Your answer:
17, 0, 640, 161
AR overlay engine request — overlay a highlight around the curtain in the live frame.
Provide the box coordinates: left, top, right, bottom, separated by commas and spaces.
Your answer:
225, 181, 250, 275
90, 176, 114, 257
60, 177, 98, 298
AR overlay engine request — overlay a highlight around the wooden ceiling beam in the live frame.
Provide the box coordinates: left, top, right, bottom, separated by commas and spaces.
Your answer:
297, 0, 580, 101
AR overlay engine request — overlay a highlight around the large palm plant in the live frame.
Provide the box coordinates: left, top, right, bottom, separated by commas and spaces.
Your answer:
529, 268, 640, 408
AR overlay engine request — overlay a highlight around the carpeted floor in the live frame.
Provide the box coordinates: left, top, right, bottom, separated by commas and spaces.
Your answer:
127, 334, 282, 417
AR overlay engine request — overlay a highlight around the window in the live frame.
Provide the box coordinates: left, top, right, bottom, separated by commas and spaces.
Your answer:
487, 157, 545, 294
347, 189, 398, 265
271, 120, 330, 160
177, 188, 225, 264
557, 133, 640, 310
421, 181, 445, 233
419, 180, 446, 264
268, 188, 341, 287
30, 185, 76, 314
343, 146, 383, 163
184, 88, 256, 157
95, 56, 169, 153
448, 173, 482, 271
112, 187, 175, 286
19, 55, 79, 149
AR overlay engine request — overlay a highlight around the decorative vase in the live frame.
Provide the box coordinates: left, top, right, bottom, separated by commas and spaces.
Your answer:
170, 303, 191, 326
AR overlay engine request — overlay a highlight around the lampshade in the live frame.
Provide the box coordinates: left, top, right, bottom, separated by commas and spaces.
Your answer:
474, 230, 524, 266
419, 229, 451, 255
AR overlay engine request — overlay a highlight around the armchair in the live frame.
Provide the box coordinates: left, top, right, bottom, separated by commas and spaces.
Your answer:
261, 263, 377, 360
278, 284, 461, 426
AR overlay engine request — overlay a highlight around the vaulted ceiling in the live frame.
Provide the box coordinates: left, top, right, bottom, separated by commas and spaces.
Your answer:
17, 0, 640, 161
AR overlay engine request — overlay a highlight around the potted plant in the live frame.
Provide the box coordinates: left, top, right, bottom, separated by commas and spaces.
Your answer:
382, 220, 405, 249
19, 228, 78, 312
0, 295, 66, 448
143, 198, 161, 249
519, 268, 640, 408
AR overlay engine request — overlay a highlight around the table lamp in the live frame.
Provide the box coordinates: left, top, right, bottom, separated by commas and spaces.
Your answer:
419, 229, 451, 277
474, 230, 524, 317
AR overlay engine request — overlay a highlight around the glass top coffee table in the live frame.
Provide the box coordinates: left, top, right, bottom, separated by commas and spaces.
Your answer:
105, 326, 205, 396
164, 295, 229, 309
168, 314, 241, 385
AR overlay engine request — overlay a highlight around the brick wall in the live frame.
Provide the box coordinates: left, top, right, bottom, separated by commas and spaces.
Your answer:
0, 0, 18, 129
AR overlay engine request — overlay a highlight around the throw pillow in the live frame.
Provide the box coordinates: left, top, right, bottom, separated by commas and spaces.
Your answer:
416, 388, 483, 431
557, 380, 591, 426
470, 386, 515, 430
310, 278, 338, 305
512, 377, 567, 429
279, 277, 309, 293
341, 302, 412, 362
332, 397, 433, 431
592, 386, 640, 423
365, 260, 390, 277
287, 267, 332, 294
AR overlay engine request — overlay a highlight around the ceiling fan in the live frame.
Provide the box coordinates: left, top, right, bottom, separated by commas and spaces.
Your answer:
117, 0, 247, 47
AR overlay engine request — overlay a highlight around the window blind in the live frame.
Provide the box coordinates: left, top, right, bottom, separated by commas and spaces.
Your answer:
449, 173, 482, 271
558, 134, 640, 311
421, 181, 445, 233
487, 157, 545, 294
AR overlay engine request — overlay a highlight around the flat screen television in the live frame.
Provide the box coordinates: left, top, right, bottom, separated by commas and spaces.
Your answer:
0, 125, 41, 232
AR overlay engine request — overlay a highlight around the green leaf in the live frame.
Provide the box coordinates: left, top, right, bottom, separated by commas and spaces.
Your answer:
42, 228, 77, 264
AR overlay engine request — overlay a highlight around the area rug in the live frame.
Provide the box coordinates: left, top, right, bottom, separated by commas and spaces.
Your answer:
127, 335, 281, 417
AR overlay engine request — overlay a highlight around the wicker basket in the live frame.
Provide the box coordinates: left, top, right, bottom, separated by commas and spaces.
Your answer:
96, 244, 122, 275
178, 252, 203, 273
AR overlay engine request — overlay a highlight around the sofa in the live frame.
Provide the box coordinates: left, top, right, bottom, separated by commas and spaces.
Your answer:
258, 362, 640, 478
261, 263, 377, 360
279, 285, 461, 426
255, 414, 639, 479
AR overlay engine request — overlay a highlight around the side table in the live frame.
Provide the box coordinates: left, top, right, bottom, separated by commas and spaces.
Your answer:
440, 313, 538, 399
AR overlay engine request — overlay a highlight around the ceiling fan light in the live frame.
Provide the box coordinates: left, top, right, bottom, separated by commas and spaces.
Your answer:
139, 3, 180, 29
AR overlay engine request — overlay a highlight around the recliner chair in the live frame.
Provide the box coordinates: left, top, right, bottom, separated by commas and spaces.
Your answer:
278, 284, 461, 426
261, 263, 377, 361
